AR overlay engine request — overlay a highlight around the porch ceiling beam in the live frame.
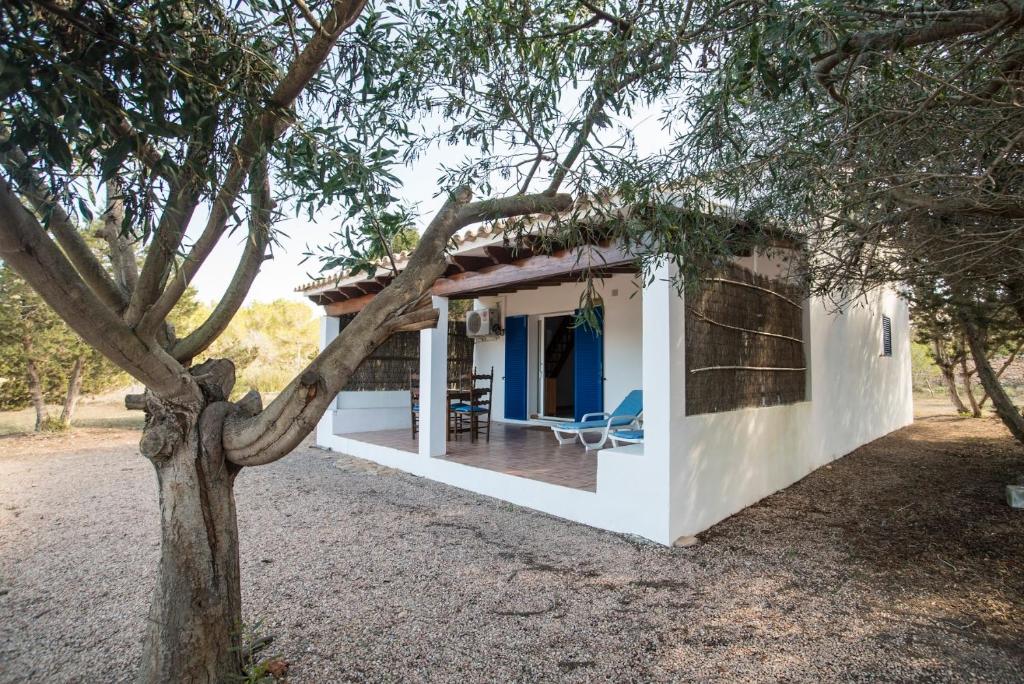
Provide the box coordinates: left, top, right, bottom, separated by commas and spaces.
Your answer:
354, 280, 384, 294
324, 292, 377, 315
337, 285, 365, 298
451, 255, 494, 271
432, 243, 634, 298
483, 245, 512, 264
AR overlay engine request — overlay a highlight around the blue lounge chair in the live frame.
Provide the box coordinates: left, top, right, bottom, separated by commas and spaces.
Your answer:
609, 429, 644, 447
550, 390, 642, 451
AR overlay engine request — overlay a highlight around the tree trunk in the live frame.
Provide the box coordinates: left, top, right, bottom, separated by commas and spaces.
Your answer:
931, 339, 968, 413
960, 357, 982, 418
979, 342, 1021, 408
960, 315, 1024, 445
23, 336, 48, 431
59, 354, 84, 428
939, 365, 967, 413
138, 397, 244, 684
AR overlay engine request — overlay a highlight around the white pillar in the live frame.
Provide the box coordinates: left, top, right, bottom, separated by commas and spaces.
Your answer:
641, 258, 683, 544
419, 296, 449, 458
316, 315, 342, 445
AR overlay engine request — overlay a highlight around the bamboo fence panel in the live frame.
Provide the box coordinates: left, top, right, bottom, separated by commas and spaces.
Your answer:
685, 263, 807, 415
336, 314, 474, 391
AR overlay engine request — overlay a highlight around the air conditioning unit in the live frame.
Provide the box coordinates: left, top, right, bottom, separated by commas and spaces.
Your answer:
466, 307, 501, 339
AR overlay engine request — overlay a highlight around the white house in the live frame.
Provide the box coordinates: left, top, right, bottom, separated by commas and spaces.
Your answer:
299, 220, 913, 546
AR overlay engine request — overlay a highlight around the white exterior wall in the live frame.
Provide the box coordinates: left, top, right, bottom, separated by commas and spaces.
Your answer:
473, 273, 644, 421
667, 287, 914, 541
313, 262, 913, 546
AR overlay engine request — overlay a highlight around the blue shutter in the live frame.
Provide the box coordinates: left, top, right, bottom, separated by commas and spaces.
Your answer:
504, 315, 528, 420
573, 307, 604, 421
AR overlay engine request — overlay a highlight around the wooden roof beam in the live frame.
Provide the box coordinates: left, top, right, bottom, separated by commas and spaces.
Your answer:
353, 281, 383, 295
451, 254, 494, 272
483, 245, 513, 264
433, 243, 634, 298
324, 293, 378, 315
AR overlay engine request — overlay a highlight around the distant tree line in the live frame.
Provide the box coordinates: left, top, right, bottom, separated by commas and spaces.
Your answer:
0, 263, 125, 429
1, 259, 318, 430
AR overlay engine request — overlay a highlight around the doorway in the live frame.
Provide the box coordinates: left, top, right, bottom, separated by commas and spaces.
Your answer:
540, 314, 575, 419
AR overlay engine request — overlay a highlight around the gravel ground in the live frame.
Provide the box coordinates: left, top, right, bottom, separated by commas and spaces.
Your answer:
1, 410, 1022, 682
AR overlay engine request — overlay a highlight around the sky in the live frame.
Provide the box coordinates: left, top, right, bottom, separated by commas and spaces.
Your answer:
187, 104, 672, 310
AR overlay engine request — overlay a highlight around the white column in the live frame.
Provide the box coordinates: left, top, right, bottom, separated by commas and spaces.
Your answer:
640, 258, 683, 544
419, 296, 449, 458
316, 315, 342, 445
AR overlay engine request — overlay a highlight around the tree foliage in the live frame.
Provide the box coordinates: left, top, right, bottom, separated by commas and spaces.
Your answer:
654, 0, 1024, 439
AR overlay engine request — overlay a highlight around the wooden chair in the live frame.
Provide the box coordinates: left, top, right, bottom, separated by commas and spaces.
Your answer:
452, 367, 493, 443
413, 370, 468, 441
409, 372, 420, 439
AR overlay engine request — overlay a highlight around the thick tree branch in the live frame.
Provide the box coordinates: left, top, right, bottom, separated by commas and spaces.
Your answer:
135, 0, 369, 336
221, 188, 572, 466
455, 192, 574, 227
813, 1, 1024, 102
0, 144, 129, 311
170, 159, 273, 363
95, 177, 140, 293
959, 312, 1024, 442
544, 60, 650, 195
891, 190, 1024, 219
125, 151, 204, 329
577, 0, 632, 33
0, 175, 196, 402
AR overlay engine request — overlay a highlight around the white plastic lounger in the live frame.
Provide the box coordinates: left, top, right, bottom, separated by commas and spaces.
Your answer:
609, 429, 644, 447
551, 390, 642, 451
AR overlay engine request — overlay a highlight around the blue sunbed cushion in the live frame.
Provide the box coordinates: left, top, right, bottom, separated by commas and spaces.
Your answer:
612, 390, 643, 419
613, 429, 644, 440
554, 416, 634, 431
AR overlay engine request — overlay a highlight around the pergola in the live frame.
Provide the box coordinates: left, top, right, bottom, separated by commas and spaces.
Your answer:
303, 239, 641, 315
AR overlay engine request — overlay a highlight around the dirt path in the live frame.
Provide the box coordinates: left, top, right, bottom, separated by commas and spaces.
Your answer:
0, 412, 1022, 682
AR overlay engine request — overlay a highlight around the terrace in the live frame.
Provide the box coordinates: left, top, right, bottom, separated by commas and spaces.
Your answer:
343, 422, 597, 491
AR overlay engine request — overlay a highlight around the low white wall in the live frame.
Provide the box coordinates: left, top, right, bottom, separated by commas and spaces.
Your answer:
331, 390, 411, 434
474, 274, 643, 420
668, 287, 914, 540
315, 432, 667, 542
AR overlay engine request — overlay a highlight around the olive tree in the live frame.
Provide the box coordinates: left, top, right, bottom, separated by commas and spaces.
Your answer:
651, 0, 1024, 439
0, 1, 718, 679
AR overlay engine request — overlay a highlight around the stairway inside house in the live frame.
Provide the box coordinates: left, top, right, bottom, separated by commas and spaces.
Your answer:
543, 316, 575, 417
546, 317, 574, 376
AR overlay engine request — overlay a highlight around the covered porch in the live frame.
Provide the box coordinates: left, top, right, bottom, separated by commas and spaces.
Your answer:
308, 240, 682, 544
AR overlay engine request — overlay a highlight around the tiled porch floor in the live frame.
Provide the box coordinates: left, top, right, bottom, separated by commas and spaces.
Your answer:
342, 422, 597, 491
